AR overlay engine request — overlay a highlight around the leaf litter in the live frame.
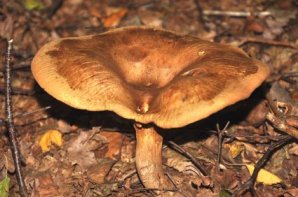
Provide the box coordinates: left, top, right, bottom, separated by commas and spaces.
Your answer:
0, 0, 297, 196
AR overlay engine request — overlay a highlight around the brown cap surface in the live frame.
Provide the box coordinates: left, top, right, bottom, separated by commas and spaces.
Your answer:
31, 26, 269, 128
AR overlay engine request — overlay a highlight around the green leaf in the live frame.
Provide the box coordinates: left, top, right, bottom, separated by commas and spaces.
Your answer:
219, 189, 231, 197
24, 0, 45, 11
0, 175, 10, 197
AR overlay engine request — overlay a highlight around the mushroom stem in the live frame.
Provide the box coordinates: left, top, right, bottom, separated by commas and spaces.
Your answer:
134, 124, 172, 190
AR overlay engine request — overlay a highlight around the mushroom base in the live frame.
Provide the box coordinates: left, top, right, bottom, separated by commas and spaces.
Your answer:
134, 124, 172, 190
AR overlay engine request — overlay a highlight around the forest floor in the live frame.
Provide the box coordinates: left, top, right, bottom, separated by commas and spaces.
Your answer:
0, 0, 298, 196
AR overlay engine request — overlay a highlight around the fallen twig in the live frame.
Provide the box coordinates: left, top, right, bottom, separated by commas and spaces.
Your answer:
0, 64, 31, 72
47, 0, 64, 19
282, 72, 298, 78
266, 112, 298, 139
15, 106, 51, 118
238, 37, 298, 50
266, 82, 298, 138
4, 39, 27, 197
214, 122, 230, 171
281, 72, 298, 84
202, 10, 271, 17
193, 0, 209, 31
0, 106, 51, 126
167, 140, 208, 176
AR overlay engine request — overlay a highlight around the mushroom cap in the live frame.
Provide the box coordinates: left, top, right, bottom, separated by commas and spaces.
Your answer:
32, 26, 269, 128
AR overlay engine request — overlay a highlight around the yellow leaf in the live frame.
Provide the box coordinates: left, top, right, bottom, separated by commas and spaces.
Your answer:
24, 0, 45, 10
0, 174, 10, 197
226, 143, 244, 158
246, 164, 282, 185
39, 130, 63, 152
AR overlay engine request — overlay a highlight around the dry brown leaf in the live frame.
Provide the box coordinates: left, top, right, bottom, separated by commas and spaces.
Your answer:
105, 160, 135, 183
138, 8, 163, 27
1, 151, 15, 173
102, 7, 128, 28
164, 149, 201, 176
247, 21, 265, 34
57, 119, 78, 134
288, 144, 298, 155
245, 100, 268, 126
100, 131, 123, 159
31, 174, 61, 197
284, 188, 298, 197
38, 155, 57, 172
119, 138, 135, 163
66, 130, 100, 169
211, 168, 239, 190
87, 159, 115, 184
241, 142, 260, 163
0, 15, 13, 39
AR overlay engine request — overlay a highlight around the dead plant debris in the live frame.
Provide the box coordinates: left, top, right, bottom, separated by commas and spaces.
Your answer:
0, 0, 297, 196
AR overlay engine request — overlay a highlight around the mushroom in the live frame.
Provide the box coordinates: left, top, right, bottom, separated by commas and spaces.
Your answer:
31, 27, 269, 191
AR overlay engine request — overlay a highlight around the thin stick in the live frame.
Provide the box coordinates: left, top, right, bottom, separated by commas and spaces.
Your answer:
47, 0, 64, 19
215, 122, 230, 172
0, 106, 51, 126
239, 37, 298, 50
282, 72, 298, 78
266, 112, 298, 139
193, 0, 209, 31
4, 39, 27, 197
167, 140, 208, 176
202, 10, 271, 17
0, 64, 31, 72
15, 106, 51, 118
